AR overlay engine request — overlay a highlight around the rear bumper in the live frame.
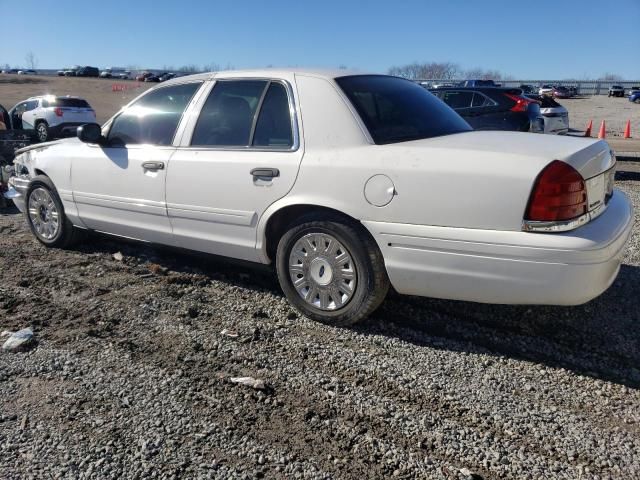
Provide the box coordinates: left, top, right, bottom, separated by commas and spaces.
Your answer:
363, 190, 633, 306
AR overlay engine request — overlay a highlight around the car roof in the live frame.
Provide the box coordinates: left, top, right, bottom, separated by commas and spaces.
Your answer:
25, 95, 86, 101
160, 68, 371, 86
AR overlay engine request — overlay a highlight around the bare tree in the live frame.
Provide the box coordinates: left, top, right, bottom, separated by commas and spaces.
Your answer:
599, 73, 623, 81
388, 62, 461, 80
202, 63, 220, 72
464, 67, 508, 80
25, 51, 38, 70
179, 64, 200, 73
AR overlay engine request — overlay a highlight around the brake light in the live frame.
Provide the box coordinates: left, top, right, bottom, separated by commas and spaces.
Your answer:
525, 161, 587, 222
54, 107, 64, 117
505, 93, 538, 112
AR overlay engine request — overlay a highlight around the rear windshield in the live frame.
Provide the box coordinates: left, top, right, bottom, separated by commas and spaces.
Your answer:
46, 98, 91, 108
336, 75, 471, 144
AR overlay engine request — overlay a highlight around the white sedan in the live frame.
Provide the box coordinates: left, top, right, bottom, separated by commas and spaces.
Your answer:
6, 70, 634, 326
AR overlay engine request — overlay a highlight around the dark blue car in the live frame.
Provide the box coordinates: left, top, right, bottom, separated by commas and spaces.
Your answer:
629, 91, 640, 103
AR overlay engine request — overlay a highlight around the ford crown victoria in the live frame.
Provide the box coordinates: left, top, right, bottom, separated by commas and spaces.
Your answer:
6, 70, 634, 325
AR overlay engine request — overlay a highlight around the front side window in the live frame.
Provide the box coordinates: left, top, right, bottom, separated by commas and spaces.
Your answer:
336, 75, 471, 144
108, 82, 202, 146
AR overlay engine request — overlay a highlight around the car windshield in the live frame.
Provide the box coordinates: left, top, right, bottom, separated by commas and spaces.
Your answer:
51, 98, 91, 108
336, 75, 471, 145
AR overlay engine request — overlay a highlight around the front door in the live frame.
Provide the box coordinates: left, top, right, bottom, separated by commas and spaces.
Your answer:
71, 81, 203, 243
166, 79, 303, 262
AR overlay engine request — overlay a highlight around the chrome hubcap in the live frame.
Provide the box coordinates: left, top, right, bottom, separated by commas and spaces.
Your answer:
289, 233, 357, 311
28, 187, 59, 240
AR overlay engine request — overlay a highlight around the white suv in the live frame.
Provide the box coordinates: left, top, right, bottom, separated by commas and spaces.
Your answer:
8, 96, 95, 142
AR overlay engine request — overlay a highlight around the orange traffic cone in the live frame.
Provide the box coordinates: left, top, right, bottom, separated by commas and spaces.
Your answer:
598, 120, 606, 139
623, 120, 631, 139
584, 119, 593, 137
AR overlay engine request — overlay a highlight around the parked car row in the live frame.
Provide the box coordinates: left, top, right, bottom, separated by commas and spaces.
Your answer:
100, 68, 132, 79
1, 69, 37, 75
427, 85, 569, 135
3, 70, 632, 325
536, 85, 578, 98
135, 71, 179, 82
429, 87, 544, 133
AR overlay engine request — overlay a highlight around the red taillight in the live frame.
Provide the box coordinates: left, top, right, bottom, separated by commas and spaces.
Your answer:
505, 93, 538, 112
54, 107, 64, 117
525, 161, 587, 222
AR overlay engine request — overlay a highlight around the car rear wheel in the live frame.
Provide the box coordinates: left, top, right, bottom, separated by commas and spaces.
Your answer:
36, 122, 49, 142
26, 175, 84, 248
276, 215, 389, 326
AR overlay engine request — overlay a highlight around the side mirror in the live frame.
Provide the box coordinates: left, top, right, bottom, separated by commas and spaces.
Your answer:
77, 123, 103, 144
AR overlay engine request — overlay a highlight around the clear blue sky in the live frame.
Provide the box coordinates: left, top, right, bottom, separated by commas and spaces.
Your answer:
2, 0, 639, 79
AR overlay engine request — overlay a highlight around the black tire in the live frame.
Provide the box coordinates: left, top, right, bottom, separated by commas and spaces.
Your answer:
36, 121, 49, 142
25, 175, 84, 248
276, 214, 389, 326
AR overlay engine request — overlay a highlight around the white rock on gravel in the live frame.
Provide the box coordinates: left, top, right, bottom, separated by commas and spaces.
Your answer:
2, 328, 34, 352
230, 377, 266, 390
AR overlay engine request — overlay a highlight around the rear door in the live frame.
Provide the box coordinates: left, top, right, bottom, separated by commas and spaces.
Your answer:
166, 78, 303, 262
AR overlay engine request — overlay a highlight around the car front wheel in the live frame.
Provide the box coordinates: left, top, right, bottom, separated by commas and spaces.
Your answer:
276, 215, 389, 326
26, 175, 83, 248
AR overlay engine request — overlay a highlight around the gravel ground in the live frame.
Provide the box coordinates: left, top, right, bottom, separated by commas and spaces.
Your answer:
1, 176, 639, 479
560, 95, 640, 138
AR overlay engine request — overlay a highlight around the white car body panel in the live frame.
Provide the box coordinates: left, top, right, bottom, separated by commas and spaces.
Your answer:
72, 144, 175, 244
8, 69, 634, 307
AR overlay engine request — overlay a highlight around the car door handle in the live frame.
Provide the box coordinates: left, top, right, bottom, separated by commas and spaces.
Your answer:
142, 161, 165, 170
250, 168, 280, 178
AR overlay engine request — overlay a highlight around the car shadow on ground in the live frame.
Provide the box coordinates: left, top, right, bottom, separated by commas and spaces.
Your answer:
71, 231, 640, 389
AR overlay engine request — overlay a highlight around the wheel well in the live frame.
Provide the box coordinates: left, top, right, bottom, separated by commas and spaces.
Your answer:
35, 119, 47, 126
264, 204, 372, 262
33, 169, 47, 177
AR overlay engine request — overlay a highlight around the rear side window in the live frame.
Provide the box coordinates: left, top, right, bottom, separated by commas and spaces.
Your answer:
191, 80, 267, 147
471, 92, 495, 107
336, 75, 471, 144
43, 98, 91, 108
253, 83, 293, 148
108, 82, 201, 146
441, 91, 474, 109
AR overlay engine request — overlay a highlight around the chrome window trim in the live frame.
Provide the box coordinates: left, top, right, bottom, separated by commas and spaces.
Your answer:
181, 78, 300, 152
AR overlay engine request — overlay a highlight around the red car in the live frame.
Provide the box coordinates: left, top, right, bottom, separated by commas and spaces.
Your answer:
135, 72, 153, 82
